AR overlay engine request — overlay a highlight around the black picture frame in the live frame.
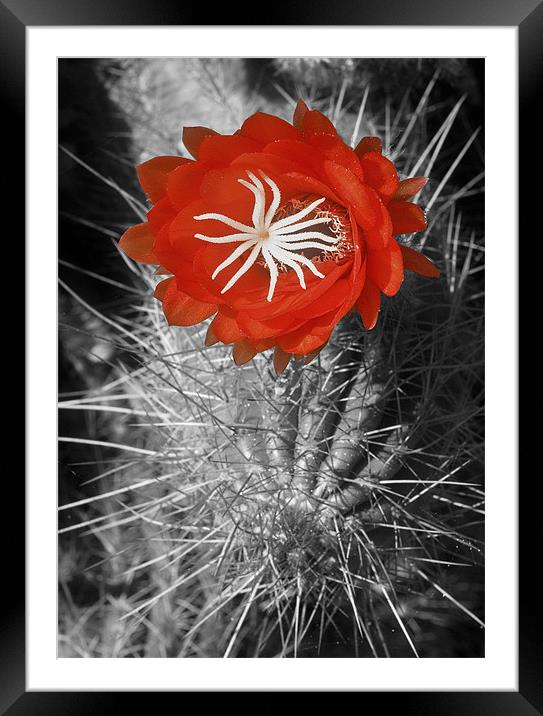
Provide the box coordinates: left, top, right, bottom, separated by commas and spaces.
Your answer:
12, 0, 530, 711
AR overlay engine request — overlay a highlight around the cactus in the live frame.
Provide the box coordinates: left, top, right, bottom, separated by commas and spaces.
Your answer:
59, 58, 484, 658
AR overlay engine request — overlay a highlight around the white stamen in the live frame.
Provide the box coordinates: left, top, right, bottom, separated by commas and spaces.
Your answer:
269, 196, 327, 231
277, 231, 338, 244
220, 243, 261, 294
194, 232, 255, 244
268, 248, 307, 289
212, 239, 258, 280
194, 212, 255, 233
273, 217, 331, 235
275, 241, 339, 252
262, 246, 279, 302
270, 246, 326, 279
193, 171, 339, 302
262, 174, 282, 228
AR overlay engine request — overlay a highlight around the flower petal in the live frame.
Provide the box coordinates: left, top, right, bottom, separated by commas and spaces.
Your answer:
367, 239, 404, 296
167, 200, 216, 258
237, 261, 349, 318
167, 162, 209, 210
147, 198, 177, 234
302, 110, 337, 136
232, 338, 257, 365
354, 136, 382, 157
118, 222, 156, 264
239, 112, 301, 143
205, 322, 219, 346
359, 151, 399, 200
236, 312, 299, 340
199, 167, 254, 209
273, 346, 292, 374
208, 311, 245, 344
400, 244, 440, 278
136, 156, 190, 203
293, 99, 309, 130
263, 139, 323, 175
309, 134, 365, 181
198, 134, 261, 164
231, 152, 301, 175
291, 278, 351, 319
277, 326, 330, 355
162, 280, 217, 326
322, 160, 379, 230
364, 199, 393, 250
280, 171, 343, 205
356, 278, 381, 330
388, 200, 427, 234
153, 276, 174, 301
276, 309, 340, 353
394, 176, 428, 200
182, 126, 219, 159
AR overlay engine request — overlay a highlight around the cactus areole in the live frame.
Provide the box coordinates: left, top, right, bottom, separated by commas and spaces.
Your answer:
120, 100, 439, 370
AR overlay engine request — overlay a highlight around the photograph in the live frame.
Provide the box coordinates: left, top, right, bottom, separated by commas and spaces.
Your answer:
57, 56, 485, 659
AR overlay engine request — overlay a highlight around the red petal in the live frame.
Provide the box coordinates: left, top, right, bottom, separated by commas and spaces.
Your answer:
364, 199, 393, 250
354, 136, 382, 157
277, 327, 329, 356
182, 126, 219, 159
232, 339, 257, 365
178, 278, 222, 306
198, 134, 261, 164
236, 261, 348, 320
239, 112, 300, 143
231, 152, 301, 175
400, 245, 440, 278
167, 162, 209, 210
322, 160, 379, 230
118, 223, 156, 264
388, 200, 427, 234
162, 280, 217, 326
167, 200, 209, 255
208, 312, 245, 344
205, 322, 219, 346
367, 239, 404, 296
199, 167, 254, 209
302, 110, 337, 136
280, 171, 342, 205
359, 151, 399, 200
293, 99, 309, 130
343, 209, 367, 308
394, 177, 428, 200
153, 276, 174, 301
263, 139, 323, 175
136, 156, 189, 203
275, 311, 339, 356
291, 278, 351, 320
147, 198, 176, 234
309, 134, 365, 181
273, 346, 292, 374
250, 337, 276, 353
356, 278, 381, 330
235, 312, 298, 341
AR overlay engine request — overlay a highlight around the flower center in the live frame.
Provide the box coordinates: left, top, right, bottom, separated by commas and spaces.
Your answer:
193, 171, 343, 302
273, 198, 353, 265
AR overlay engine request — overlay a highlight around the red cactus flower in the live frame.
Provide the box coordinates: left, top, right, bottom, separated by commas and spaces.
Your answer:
120, 100, 439, 371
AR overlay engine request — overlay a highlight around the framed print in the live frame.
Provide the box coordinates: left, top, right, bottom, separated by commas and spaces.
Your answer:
12, 0, 532, 710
